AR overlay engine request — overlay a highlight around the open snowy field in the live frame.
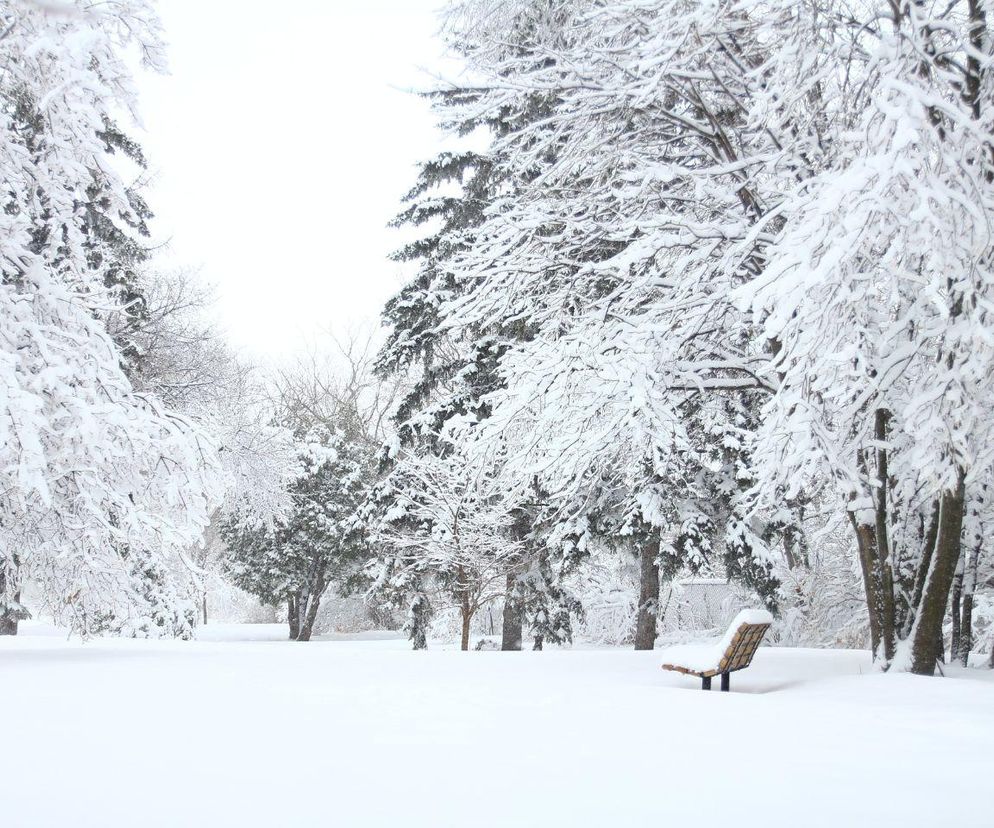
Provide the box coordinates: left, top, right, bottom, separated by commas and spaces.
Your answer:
2, 624, 991, 827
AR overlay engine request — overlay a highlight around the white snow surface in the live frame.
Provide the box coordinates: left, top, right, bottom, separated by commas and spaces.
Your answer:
660, 608, 774, 672
2, 622, 991, 827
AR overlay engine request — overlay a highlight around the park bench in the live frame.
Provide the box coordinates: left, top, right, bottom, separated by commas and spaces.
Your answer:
660, 609, 773, 691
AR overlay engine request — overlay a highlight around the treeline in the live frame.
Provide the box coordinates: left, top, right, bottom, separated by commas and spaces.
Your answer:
3, 0, 993, 675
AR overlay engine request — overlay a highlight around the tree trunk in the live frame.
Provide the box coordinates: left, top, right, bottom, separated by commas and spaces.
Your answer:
297, 581, 325, 643
201, 591, 208, 626
532, 634, 544, 651
903, 501, 940, 639
460, 593, 472, 652
950, 558, 964, 662
959, 541, 980, 667
288, 596, 301, 640
501, 572, 523, 651
409, 594, 431, 650
634, 535, 660, 650
909, 474, 966, 675
849, 513, 884, 658
850, 439, 896, 662
872, 413, 896, 662
959, 589, 974, 667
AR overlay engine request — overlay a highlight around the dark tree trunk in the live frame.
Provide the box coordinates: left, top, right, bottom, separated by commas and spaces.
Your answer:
872, 412, 896, 662
960, 589, 974, 666
851, 518, 882, 656
532, 634, 543, 651
501, 572, 523, 651
297, 619, 314, 642
297, 580, 326, 643
910, 475, 966, 675
959, 541, 980, 667
904, 501, 940, 639
634, 535, 660, 650
950, 560, 964, 662
201, 592, 209, 626
850, 439, 895, 662
460, 595, 472, 652
288, 596, 301, 640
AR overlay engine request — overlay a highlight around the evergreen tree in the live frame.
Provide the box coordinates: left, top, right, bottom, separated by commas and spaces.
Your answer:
373, 24, 588, 650
222, 426, 371, 641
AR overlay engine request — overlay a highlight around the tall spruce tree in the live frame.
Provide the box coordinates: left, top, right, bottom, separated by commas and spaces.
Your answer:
373, 32, 591, 649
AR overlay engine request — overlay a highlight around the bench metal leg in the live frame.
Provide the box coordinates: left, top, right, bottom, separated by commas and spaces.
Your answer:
720, 672, 730, 692
701, 676, 711, 691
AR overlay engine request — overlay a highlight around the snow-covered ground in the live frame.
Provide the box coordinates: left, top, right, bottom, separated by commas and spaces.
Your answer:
2, 623, 991, 827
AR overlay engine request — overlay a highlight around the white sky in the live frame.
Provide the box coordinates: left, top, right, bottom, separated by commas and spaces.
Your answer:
138, 1, 453, 364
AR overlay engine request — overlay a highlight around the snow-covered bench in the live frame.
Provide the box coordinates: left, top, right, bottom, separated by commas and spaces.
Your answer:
660, 609, 773, 691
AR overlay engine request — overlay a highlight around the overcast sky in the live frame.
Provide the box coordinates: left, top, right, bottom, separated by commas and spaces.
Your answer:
138, 1, 452, 364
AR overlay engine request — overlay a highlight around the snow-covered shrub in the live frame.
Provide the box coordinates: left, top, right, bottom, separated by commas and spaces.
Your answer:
568, 553, 638, 646
314, 594, 399, 635
772, 561, 868, 650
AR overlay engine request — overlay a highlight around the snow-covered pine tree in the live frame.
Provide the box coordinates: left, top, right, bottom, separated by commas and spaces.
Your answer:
222, 424, 371, 641
374, 60, 583, 650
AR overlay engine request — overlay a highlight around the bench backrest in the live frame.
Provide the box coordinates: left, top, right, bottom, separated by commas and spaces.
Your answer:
718, 622, 771, 674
